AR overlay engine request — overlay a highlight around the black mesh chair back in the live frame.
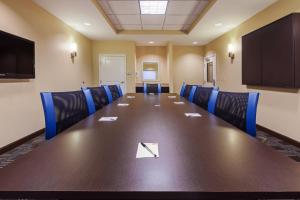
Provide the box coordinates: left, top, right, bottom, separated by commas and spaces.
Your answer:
214, 92, 249, 132
108, 85, 120, 101
88, 86, 109, 110
183, 85, 194, 99
193, 87, 214, 110
147, 84, 159, 93
52, 91, 89, 134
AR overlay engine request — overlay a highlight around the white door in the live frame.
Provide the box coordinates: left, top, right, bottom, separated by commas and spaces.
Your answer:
99, 54, 126, 93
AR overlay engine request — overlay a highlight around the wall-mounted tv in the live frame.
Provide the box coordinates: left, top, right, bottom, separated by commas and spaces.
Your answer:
0, 30, 35, 79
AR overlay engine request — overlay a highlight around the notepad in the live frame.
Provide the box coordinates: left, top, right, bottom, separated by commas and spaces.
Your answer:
154, 104, 161, 107
174, 101, 184, 105
136, 143, 159, 158
168, 95, 176, 99
127, 96, 136, 99
98, 117, 118, 122
118, 103, 129, 107
185, 113, 202, 117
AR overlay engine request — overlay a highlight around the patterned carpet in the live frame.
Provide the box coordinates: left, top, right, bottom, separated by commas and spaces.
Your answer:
0, 135, 45, 169
0, 130, 300, 169
257, 130, 300, 162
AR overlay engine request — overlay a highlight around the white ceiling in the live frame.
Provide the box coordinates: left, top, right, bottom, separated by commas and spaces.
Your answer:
33, 0, 277, 46
97, 0, 209, 31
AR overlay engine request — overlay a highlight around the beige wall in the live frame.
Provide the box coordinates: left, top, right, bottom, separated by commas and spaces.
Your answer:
92, 40, 136, 93
173, 46, 204, 94
0, 0, 93, 148
204, 0, 300, 141
136, 46, 167, 84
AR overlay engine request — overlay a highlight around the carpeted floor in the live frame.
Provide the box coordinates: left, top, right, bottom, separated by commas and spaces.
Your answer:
0, 130, 300, 169
0, 135, 45, 169
257, 130, 300, 162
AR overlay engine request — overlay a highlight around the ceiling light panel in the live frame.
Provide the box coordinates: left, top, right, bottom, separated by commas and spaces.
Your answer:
140, 1, 168, 15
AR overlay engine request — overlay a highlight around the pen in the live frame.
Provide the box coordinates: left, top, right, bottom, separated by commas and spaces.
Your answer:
141, 142, 157, 158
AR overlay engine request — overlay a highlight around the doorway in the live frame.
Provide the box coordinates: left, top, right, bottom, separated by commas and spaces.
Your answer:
204, 54, 217, 87
99, 54, 126, 93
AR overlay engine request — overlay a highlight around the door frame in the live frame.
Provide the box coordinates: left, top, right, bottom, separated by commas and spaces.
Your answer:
99, 54, 127, 93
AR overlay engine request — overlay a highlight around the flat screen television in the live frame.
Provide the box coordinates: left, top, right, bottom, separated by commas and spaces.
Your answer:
0, 30, 35, 79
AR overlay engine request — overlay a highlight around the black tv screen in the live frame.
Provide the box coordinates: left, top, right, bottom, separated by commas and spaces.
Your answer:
0, 30, 35, 79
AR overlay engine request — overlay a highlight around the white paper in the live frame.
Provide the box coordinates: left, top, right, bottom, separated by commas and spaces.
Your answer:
184, 113, 202, 117
149, 93, 155, 95
154, 104, 161, 107
168, 95, 176, 99
174, 101, 184, 105
136, 143, 159, 158
118, 103, 129, 107
127, 95, 136, 99
98, 117, 118, 122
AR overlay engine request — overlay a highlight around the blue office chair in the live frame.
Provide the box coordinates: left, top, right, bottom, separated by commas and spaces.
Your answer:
193, 86, 219, 110
182, 84, 200, 99
82, 89, 96, 114
188, 85, 197, 102
208, 91, 260, 137
40, 90, 95, 140
117, 84, 123, 97
180, 82, 186, 97
87, 86, 110, 110
103, 85, 113, 103
143, 83, 162, 94
107, 85, 121, 101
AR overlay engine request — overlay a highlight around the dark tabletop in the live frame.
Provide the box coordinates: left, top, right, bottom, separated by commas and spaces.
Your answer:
0, 93, 299, 199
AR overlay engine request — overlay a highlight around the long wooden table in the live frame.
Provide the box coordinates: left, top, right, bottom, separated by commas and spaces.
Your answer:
0, 94, 300, 199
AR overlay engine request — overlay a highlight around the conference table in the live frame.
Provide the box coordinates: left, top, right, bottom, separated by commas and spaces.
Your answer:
0, 93, 300, 199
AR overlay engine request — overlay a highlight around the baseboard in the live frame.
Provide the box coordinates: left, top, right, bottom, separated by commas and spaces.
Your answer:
257, 124, 300, 148
0, 128, 44, 155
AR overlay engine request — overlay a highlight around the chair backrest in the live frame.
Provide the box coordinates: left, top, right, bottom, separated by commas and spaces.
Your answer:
193, 86, 216, 110
117, 84, 123, 97
40, 90, 91, 140
82, 89, 96, 115
158, 83, 162, 93
143, 83, 161, 94
183, 84, 199, 99
188, 85, 197, 102
208, 91, 259, 136
180, 82, 186, 97
103, 85, 113, 103
108, 85, 120, 101
87, 86, 110, 110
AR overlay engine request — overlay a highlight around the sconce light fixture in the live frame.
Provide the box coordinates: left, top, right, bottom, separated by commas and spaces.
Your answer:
228, 43, 235, 61
70, 42, 77, 63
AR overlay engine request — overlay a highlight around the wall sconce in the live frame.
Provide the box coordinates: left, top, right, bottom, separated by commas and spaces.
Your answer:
70, 42, 77, 63
228, 43, 235, 61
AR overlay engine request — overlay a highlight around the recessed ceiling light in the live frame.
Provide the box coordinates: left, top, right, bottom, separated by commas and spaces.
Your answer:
84, 22, 92, 26
140, 1, 168, 15
192, 41, 198, 45
149, 41, 154, 44
215, 23, 223, 27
